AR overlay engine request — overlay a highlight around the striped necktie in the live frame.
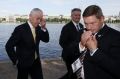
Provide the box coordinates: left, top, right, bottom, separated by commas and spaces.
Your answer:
76, 24, 80, 31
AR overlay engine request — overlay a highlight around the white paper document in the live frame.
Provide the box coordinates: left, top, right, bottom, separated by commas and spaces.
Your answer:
71, 58, 82, 73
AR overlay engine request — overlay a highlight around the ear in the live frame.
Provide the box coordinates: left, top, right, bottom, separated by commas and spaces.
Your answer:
100, 16, 105, 23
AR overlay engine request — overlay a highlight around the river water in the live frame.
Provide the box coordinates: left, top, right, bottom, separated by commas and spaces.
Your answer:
0, 23, 120, 60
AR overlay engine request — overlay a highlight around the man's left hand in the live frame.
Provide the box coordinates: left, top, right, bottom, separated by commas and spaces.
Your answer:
86, 35, 97, 51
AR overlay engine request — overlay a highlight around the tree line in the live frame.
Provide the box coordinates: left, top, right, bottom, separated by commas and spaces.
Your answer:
16, 18, 70, 23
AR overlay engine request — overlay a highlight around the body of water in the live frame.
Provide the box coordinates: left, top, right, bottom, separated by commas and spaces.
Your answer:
0, 23, 64, 60
0, 23, 120, 60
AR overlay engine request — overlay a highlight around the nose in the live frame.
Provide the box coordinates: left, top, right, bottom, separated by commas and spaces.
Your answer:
86, 24, 94, 31
86, 25, 91, 30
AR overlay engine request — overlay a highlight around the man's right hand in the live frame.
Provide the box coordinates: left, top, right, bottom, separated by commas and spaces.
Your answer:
40, 18, 46, 29
80, 31, 92, 47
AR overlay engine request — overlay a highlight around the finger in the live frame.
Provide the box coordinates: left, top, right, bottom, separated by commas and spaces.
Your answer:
92, 35, 96, 41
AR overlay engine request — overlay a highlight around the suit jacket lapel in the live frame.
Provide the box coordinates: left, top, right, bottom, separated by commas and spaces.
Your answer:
96, 24, 109, 41
79, 23, 84, 30
35, 27, 39, 43
25, 22, 36, 44
71, 21, 78, 32
70, 21, 83, 33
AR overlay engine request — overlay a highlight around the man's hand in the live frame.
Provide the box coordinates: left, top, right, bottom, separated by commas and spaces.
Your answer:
40, 18, 46, 29
80, 31, 92, 48
86, 35, 98, 51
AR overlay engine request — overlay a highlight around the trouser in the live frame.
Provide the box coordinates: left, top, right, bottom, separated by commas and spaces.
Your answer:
17, 58, 43, 79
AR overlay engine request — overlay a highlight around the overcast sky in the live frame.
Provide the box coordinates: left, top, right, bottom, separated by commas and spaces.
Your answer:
0, 0, 120, 16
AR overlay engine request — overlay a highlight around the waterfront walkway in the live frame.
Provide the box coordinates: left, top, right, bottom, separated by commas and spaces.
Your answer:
0, 59, 67, 79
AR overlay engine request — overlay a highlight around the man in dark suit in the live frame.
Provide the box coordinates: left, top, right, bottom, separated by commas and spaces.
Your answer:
78, 5, 120, 79
5, 8, 49, 79
59, 8, 84, 79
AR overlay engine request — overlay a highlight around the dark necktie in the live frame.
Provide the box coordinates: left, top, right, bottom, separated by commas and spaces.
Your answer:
76, 24, 80, 31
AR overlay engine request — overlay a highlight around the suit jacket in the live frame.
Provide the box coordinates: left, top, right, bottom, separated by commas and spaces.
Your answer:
83, 24, 120, 79
59, 21, 84, 79
5, 22, 49, 67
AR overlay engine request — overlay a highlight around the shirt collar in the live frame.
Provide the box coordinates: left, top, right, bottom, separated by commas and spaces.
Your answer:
102, 23, 105, 28
94, 23, 105, 35
27, 21, 34, 29
72, 20, 79, 26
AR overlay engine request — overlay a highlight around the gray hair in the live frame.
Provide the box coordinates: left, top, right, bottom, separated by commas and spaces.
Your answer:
71, 8, 81, 14
29, 8, 43, 16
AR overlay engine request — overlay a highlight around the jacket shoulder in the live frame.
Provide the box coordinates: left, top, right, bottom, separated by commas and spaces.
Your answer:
62, 21, 73, 30
107, 26, 120, 35
14, 23, 28, 31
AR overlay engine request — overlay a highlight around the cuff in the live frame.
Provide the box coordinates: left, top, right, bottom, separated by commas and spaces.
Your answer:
90, 48, 98, 56
79, 42, 85, 53
41, 28, 47, 32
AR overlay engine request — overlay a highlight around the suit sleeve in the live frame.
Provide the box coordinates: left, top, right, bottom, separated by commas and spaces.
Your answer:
88, 35, 120, 78
39, 27, 49, 43
5, 27, 20, 65
59, 26, 80, 62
